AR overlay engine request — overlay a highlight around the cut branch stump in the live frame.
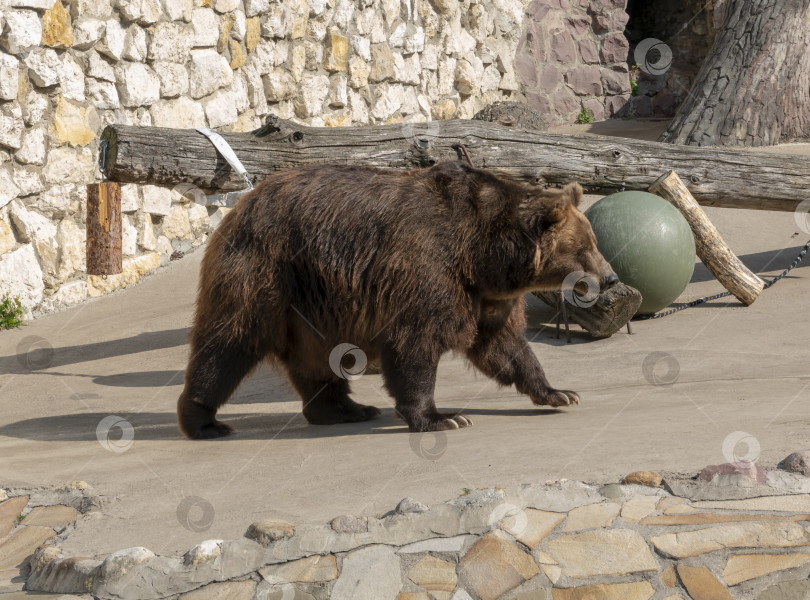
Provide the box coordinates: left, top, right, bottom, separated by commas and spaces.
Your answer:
650, 171, 765, 306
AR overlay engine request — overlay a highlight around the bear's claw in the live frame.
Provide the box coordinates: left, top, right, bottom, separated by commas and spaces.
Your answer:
410, 413, 473, 432
533, 389, 580, 407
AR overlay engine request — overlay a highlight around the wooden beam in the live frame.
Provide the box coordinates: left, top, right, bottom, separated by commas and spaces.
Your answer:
650, 171, 765, 306
100, 115, 809, 211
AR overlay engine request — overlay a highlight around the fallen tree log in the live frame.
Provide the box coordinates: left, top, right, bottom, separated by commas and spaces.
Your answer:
534, 283, 642, 339
100, 115, 809, 211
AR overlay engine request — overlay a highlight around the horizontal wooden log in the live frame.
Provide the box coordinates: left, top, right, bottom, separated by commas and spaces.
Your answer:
100, 115, 809, 211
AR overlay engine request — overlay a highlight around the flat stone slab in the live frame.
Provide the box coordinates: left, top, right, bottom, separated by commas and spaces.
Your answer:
397, 535, 471, 554
722, 552, 810, 586
651, 521, 810, 558
330, 545, 401, 600
639, 513, 810, 526
620, 495, 659, 522
458, 531, 539, 600
551, 582, 655, 600
561, 502, 620, 532
259, 555, 337, 584
0, 497, 29, 539
177, 580, 256, 600
547, 528, 658, 578
755, 580, 810, 600
0, 526, 56, 571
22, 505, 79, 528
677, 565, 733, 600
499, 509, 565, 549
408, 555, 457, 593
692, 494, 810, 512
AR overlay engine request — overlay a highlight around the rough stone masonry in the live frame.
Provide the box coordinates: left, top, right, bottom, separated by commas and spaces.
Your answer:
0, 0, 632, 318
5, 459, 810, 599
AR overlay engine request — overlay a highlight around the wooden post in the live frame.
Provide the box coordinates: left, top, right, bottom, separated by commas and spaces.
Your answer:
650, 171, 765, 306
86, 182, 122, 275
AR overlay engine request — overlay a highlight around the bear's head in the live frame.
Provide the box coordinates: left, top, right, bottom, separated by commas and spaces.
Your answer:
515, 181, 618, 299
427, 161, 618, 299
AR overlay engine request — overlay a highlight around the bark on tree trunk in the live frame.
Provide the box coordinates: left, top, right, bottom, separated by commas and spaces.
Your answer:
660, 0, 810, 147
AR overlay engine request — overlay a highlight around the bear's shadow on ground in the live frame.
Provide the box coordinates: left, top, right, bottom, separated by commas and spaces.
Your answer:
0, 406, 563, 443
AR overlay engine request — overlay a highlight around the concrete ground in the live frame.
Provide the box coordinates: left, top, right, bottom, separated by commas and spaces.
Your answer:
2, 122, 809, 559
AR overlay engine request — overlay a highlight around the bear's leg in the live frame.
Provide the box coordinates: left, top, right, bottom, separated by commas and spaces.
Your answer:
467, 299, 579, 408
178, 338, 263, 440
381, 346, 472, 431
466, 329, 580, 408
288, 370, 382, 424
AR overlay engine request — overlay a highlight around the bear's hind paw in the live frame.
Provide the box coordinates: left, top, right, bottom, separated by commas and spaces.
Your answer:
187, 420, 234, 440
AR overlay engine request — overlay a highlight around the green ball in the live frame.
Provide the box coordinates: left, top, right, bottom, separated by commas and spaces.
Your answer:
585, 191, 696, 315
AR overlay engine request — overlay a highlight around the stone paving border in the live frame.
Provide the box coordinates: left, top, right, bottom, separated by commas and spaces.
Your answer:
3, 458, 810, 600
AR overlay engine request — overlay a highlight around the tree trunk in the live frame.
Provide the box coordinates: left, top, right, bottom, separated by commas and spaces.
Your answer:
660, 0, 810, 146
101, 116, 810, 212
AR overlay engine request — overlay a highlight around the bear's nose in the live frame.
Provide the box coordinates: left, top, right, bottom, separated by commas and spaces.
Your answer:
604, 273, 619, 287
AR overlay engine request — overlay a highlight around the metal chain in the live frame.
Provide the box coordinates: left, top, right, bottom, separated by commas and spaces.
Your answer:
637, 238, 810, 320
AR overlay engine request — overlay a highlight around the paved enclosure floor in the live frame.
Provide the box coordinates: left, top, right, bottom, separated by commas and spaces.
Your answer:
2, 131, 810, 558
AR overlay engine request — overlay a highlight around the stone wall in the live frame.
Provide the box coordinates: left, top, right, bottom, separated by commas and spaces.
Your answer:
624, 0, 717, 118
7, 465, 810, 599
516, 0, 632, 124
0, 0, 632, 319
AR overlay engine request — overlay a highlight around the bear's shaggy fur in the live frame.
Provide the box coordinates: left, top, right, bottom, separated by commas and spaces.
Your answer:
177, 161, 617, 439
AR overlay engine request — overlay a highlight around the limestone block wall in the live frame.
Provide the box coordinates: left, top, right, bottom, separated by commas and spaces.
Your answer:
0, 0, 631, 319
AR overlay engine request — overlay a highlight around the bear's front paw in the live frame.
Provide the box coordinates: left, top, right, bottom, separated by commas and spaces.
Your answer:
409, 413, 474, 432
532, 389, 580, 407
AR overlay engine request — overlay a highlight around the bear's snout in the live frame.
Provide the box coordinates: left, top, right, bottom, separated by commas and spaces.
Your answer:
604, 273, 619, 288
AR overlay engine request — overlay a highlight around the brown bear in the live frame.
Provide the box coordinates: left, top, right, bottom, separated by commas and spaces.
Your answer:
177, 161, 618, 439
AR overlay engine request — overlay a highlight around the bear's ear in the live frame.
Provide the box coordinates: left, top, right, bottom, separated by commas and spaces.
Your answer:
543, 183, 582, 223
563, 182, 583, 208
